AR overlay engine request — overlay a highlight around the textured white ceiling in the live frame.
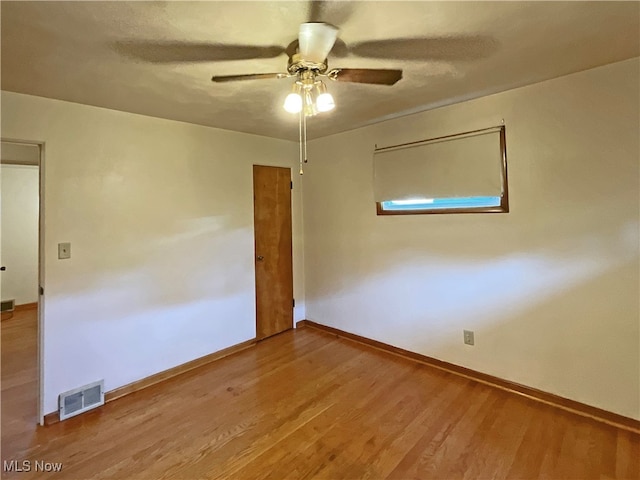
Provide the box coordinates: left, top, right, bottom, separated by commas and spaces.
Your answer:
2, 1, 638, 141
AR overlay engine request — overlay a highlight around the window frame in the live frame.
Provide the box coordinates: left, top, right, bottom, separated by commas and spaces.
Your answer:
375, 125, 509, 216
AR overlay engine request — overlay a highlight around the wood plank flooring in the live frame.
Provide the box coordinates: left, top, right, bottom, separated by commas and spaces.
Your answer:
2, 309, 639, 479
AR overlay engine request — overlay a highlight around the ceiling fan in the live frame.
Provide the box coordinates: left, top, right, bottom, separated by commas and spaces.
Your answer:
210, 22, 402, 173
211, 22, 402, 112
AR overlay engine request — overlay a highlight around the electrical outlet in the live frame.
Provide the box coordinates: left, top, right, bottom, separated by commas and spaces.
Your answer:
463, 330, 474, 346
58, 242, 71, 259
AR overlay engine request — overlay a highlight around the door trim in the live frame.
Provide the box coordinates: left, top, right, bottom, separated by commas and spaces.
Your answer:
1, 137, 46, 425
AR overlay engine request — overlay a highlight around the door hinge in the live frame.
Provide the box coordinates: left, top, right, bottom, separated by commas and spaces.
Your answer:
292, 298, 295, 308
290, 181, 293, 190
39, 285, 44, 295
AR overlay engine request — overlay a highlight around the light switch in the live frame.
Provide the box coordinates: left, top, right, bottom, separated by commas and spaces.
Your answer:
58, 242, 71, 259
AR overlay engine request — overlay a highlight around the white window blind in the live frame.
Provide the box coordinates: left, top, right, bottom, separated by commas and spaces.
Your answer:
373, 127, 505, 202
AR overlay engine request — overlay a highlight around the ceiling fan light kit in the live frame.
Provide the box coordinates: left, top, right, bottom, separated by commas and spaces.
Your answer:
210, 22, 403, 174
282, 71, 334, 116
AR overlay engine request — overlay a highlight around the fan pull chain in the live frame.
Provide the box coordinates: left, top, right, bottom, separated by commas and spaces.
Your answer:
302, 111, 308, 164
299, 108, 304, 175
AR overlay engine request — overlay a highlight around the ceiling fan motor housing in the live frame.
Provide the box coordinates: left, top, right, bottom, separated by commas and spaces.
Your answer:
287, 53, 329, 77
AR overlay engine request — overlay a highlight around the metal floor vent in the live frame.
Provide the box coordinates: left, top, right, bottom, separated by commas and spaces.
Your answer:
59, 380, 105, 420
1, 299, 15, 312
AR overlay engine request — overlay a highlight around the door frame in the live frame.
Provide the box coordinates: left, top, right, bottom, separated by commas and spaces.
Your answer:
1, 137, 46, 425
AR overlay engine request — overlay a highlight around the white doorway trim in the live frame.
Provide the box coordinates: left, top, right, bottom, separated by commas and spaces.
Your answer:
1, 137, 46, 425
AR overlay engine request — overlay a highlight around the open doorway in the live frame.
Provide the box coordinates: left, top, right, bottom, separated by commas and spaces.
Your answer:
1, 139, 44, 426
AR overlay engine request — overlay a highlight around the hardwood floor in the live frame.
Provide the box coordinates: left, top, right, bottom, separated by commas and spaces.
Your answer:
2, 310, 639, 479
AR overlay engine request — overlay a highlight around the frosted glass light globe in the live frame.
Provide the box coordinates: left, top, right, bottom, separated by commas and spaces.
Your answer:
316, 92, 335, 112
283, 93, 302, 113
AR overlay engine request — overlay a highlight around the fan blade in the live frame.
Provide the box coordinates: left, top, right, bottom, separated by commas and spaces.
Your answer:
327, 68, 402, 85
298, 23, 339, 63
114, 41, 285, 63
347, 36, 498, 61
211, 73, 290, 83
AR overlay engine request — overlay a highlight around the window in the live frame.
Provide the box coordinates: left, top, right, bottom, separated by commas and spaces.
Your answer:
380, 196, 502, 212
374, 126, 509, 215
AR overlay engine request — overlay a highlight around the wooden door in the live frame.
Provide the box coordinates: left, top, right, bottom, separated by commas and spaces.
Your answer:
253, 165, 293, 340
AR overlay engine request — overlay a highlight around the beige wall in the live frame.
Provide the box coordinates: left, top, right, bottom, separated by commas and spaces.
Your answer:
1, 164, 39, 305
303, 58, 640, 419
1, 92, 303, 416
